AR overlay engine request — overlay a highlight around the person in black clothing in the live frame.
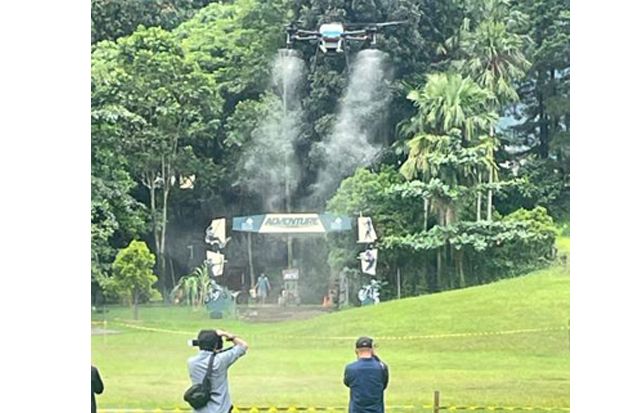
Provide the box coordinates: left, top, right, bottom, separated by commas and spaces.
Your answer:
91, 365, 104, 413
343, 337, 389, 413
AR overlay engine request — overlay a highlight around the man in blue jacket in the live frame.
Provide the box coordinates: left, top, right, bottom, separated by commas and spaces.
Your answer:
343, 337, 389, 413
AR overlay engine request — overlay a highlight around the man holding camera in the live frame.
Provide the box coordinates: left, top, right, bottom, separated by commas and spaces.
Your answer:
343, 336, 389, 413
187, 329, 249, 413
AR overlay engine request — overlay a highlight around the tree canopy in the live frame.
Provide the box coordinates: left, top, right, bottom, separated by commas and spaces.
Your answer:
91, 0, 569, 304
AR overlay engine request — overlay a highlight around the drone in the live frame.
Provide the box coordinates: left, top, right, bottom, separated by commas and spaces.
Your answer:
285, 21, 407, 55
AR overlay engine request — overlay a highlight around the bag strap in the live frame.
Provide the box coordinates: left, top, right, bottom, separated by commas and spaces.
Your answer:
201, 352, 216, 390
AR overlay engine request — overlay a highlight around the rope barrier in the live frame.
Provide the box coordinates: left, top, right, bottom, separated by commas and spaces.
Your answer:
93, 319, 568, 341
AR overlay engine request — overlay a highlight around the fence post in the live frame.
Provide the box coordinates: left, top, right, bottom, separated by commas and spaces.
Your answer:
433, 390, 440, 413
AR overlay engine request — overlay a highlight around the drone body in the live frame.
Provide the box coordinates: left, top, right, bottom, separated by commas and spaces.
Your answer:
317, 23, 346, 53
285, 20, 406, 60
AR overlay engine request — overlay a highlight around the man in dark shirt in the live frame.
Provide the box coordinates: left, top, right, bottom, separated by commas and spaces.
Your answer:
343, 337, 389, 413
91, 365, 104, 413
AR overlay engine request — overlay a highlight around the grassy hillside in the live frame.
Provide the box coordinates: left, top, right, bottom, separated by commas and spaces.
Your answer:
92, 242, 569, 411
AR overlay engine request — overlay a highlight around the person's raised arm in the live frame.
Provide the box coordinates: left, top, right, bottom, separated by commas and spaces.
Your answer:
215, 330, 249, 368
217, 330, 248, 350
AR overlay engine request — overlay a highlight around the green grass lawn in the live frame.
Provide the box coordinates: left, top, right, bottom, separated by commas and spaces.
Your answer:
92, 242, 569, 411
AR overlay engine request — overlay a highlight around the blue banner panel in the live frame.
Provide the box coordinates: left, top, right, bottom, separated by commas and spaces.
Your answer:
232, 215, 265, 232
319, 213, 352, 232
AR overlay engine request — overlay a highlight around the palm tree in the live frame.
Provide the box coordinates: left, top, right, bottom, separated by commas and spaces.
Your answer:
447, 0, 531, 220
399, 73, 498, 290
405, 73, 497, 141
400, 73, 498, 224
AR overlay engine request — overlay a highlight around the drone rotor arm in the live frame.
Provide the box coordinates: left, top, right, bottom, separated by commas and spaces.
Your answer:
297, 29, 321, 36
342, 29, 368, 36
294, 34, 320, 41
344, 35, 369, 42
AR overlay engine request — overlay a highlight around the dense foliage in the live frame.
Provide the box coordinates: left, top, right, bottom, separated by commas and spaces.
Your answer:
91, 0, 569, 304
102, 240, 160, 319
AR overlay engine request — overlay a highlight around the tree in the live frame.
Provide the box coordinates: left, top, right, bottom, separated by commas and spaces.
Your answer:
400, 72, 498, 222
444, 0, 532, 220
326, 167, 419, 297
91, 0, 214, 44
398, 72, 500, 290
92, 27, 223, 295
109, 240, 160, 319
512, 0, 569, 161
91, 105, 148, 289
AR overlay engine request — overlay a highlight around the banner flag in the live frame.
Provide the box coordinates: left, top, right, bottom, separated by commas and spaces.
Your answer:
205, 218, 227, 248
357, 216, 377, 243
206, 250, 225, 276
359, 248, 378, 275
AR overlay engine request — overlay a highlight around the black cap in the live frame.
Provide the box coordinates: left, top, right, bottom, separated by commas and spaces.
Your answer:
355, 336, 374, 349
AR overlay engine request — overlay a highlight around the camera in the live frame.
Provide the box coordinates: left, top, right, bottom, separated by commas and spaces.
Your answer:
188, 330, 223, 351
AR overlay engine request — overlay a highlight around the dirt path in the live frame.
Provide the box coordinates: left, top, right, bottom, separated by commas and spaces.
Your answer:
237, 304, 332, 323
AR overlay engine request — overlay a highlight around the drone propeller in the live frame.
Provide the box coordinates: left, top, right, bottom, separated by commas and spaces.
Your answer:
374, 20, 409, 28
345, 20, 409, 29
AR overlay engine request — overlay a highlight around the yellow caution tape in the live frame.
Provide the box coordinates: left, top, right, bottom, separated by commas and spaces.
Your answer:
102, 318, 568, 342
99, 406, 570, 412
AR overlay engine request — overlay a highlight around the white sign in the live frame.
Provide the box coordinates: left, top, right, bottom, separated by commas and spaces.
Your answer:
206, 251, 225, 276
359, 248, 378, 275
260, 214, 325, 234
357, 216, 377, 243
282, 268, 299, 280
205, 218, 227, 248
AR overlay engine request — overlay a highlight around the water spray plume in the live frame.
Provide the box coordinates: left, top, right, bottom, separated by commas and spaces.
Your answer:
311, 49, 392, 203
238, 50, 306, 212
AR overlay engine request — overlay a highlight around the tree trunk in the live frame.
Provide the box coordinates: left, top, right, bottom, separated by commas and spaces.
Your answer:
458, 249, 465, 288
132, 290, 139, 320
537, 69, 550, 159
423, 198, 429, 230
487, 128, 494, 221
159, 184, 169, 297
476, 173, 482, 221
147, 175, 164, 294
436, 248, 442, 292
486, 171, 493, 221
169, 257, 177, 289
148, 177, 159, 253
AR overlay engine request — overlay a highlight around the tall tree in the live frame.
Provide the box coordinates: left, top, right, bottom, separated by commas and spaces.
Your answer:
512, 0, 569, 172
445, 0, 531, 220
92, 27, 223, 294
400, 73, 498, 213
91, 106, 148, 283
400, 72, 498, 288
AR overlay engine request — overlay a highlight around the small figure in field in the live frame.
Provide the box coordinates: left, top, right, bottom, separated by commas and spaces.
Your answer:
255, 273, 271, 305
